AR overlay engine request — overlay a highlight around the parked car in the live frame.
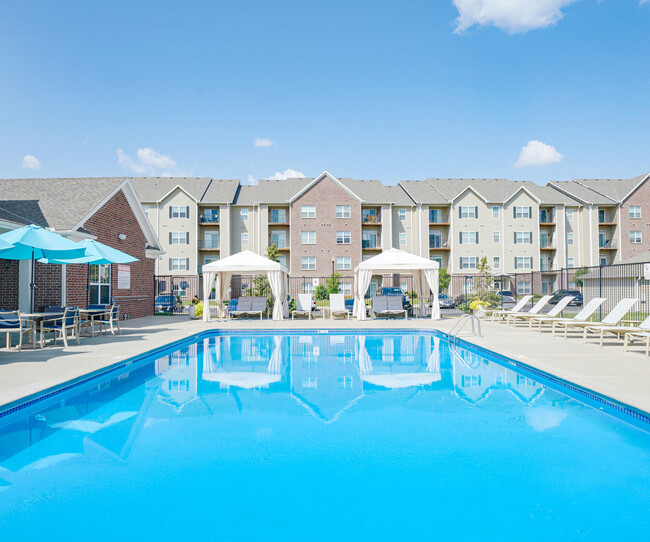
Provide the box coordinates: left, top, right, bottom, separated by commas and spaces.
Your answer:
550, 290, 583, 306
497, 291, 516, 306
344, 297, 369, 316
438, 294, 455, 309
155, 294, 181, 313
498, 290, 514, 298
379, 287, 412, 310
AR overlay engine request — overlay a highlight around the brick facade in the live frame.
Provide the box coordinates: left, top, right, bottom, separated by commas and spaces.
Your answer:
0, 188, 155, 318
290, 177, 361, 279
620, 177, 650, 261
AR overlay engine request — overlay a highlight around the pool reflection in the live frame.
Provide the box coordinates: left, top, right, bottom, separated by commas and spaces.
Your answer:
0, 333, 563, 472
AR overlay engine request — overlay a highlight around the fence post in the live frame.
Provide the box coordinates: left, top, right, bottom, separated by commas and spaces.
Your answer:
599, 264, 603, 321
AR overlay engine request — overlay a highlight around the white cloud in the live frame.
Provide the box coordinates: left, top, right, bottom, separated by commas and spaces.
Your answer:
253, 137, 274, 147
117, 147, 185, 176
265, 168, 306, 180
641, 1, 649, 5
453, 0, 578, 34
247, 174, 256, 184
515, 140, 564, 168
22, 154, 42, 169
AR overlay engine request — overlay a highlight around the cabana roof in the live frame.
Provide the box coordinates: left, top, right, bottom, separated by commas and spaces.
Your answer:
202, 250, 288, 274
354, 248, 439, 273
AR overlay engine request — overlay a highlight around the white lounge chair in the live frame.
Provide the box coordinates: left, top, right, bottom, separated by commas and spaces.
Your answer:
554, 298, 638, 339
506, 295, 554, 326
228, 297, 253, 319
624, 329, 650, 356
292, 294, 313, 320
583, 312, 650, 347
329, 294, 350, 320
372, 296, 407, 319
371, 296, 388, 318
524, 295, 574, 329
532, 297, 606, 333
485, 295, 533, 322
246, 297, 268, 320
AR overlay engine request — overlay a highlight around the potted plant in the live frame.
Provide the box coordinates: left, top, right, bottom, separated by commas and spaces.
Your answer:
469, 299, 487, 318
189, 301, 203, 320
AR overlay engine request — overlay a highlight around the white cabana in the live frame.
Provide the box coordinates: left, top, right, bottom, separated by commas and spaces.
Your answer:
352, 248, 440, 320
202, 250, 289, 321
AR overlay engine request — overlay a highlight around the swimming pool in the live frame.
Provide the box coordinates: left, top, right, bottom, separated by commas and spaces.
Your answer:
1, 330, 649, 540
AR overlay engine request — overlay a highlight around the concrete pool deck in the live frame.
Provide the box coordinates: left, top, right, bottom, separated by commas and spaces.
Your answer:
1, 315, 649, 414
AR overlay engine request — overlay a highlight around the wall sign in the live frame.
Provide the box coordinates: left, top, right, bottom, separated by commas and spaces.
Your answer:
118, 264, 131, 289
645, 263, 650, 281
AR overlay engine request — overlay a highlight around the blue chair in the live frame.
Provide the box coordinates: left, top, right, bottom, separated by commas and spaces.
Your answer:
0, 311, 30, 351
40, 306, 80, 347
98, 305, 121, 335
80, 304, 110, 337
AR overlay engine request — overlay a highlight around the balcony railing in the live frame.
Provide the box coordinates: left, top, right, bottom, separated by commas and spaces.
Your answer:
599, 239, 618, 249
540, 261, 553, 272
429, 238, 448, 249
199, 213, 219, 224
362, 210, 381, 224
199, 239, 220, 250
540, 239, 555, 249
362, 239, 378, 249
270, 240, 289, 249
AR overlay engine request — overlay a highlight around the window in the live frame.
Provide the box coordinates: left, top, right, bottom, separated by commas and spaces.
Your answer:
89, 264, 110, 304
341, 283, 352, 296
277, 255, 287, 268
170, 231, 189, 245
399, 232, 407, 247
270, 231, 287, 249
301, 257, 316, 270
172, 283, 186, 299
514, 206, 532, 219
568, 257, 575, 268
301, 231, 316, 244
362, 209, 379, 223
629, 206, 642, 219
567, 232, 574, 245
203, 231, 219, 249
514, 257, 533, 270
429, 209, 442, 223
493, 231, 500, 244
460, 231, 478, 244
170, 205, 189, 219
430, 255, 442, 266
301, 205, 316, 218
600, 255, 608, 266
517, 281, 532, 295
630, 231, 643, 243
169, 258, 189, 271
460, 257, 479, 269
514, 231, 533, 244
270, 209, 286, 223
492, 206, 499, 219
142, 204, 150, 218
566, 208, 575, 221
201, 209, 219, 223
363, 231, 378, 249
336, 205, 350, 218
493, 256, 500, 270
301, 282, 315, 294
240, 208, 248, 221
459, 206, 478, 219
398, 209, 406, 220
336, 231, 351, 244
429, 231, 442, 248
241, 232, 249, 246
336, 257, 351, 270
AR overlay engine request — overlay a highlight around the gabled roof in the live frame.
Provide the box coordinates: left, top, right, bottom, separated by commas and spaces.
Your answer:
129, 177, 213, 203
548, 174, 650, 205
199, 179, 241, 204
233, 178, 312, 205
338, 179, 415, 205
289, 172, 362, 203
398, 180, 447, 204
0, 177, 127, 229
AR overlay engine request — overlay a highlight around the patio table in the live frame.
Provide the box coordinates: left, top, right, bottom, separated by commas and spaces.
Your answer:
79, 308, 110, 338
20, 312, 65, 349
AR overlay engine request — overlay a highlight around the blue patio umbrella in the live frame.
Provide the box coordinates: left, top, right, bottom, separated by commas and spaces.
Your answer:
0, 225, 88, 311
0, 238, 14, 252
39, 239, 138, 306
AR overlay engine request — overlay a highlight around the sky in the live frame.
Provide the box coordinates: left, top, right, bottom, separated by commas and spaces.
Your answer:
0, 0, 648, 186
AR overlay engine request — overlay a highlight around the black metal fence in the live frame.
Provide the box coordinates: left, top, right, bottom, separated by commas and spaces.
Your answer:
156, 260, 650, 322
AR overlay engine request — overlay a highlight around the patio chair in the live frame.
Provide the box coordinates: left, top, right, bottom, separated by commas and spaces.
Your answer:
0, 311, 30, 351
292, 294, 313, 320
532, 297, 607, 333
485, 295, 533, 322
101, 305, 121, 335
79, 304, 111, 337
329, 294, 350, 320
245, 297, 268, 320
370, 296, 388, 318
228, 297, 253, 319
505, 295, 554, 326
624, 329, 650, 356
553, 298, 637, 340
583, 312, 650, 347
372, 296, 407, 319
40, 306, 80, 348
523, 295, 574, 329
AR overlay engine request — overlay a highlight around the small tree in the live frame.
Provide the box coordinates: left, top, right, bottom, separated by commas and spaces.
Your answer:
326, 272, 341, 295
459, 257, 499, 313
267, 244, 280, 263
314, 284, 328, 300
573, 267, 589, 289
439, 268, 451, 292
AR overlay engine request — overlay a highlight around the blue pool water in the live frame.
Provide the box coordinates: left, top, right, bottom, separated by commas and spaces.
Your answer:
1, 331, 649, 541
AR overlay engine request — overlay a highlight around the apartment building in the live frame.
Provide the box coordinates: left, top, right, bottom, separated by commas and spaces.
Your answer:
549, 173, 650, 266
131, 177, 239, 275
398, 178, 577, 275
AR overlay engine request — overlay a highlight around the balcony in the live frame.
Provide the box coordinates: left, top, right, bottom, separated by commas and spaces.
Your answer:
540, 260, 554, 272
269, 239, 290, 250
362, 209, 381, 224
362, 239, 380, 249
539, 209, 555, 225
199, 211, 219, 224
199, 239, 220, 250
599, 239, 618, 250
540, 238, 556, 250
598, 210, 617, 226
429, 238, 450, 250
